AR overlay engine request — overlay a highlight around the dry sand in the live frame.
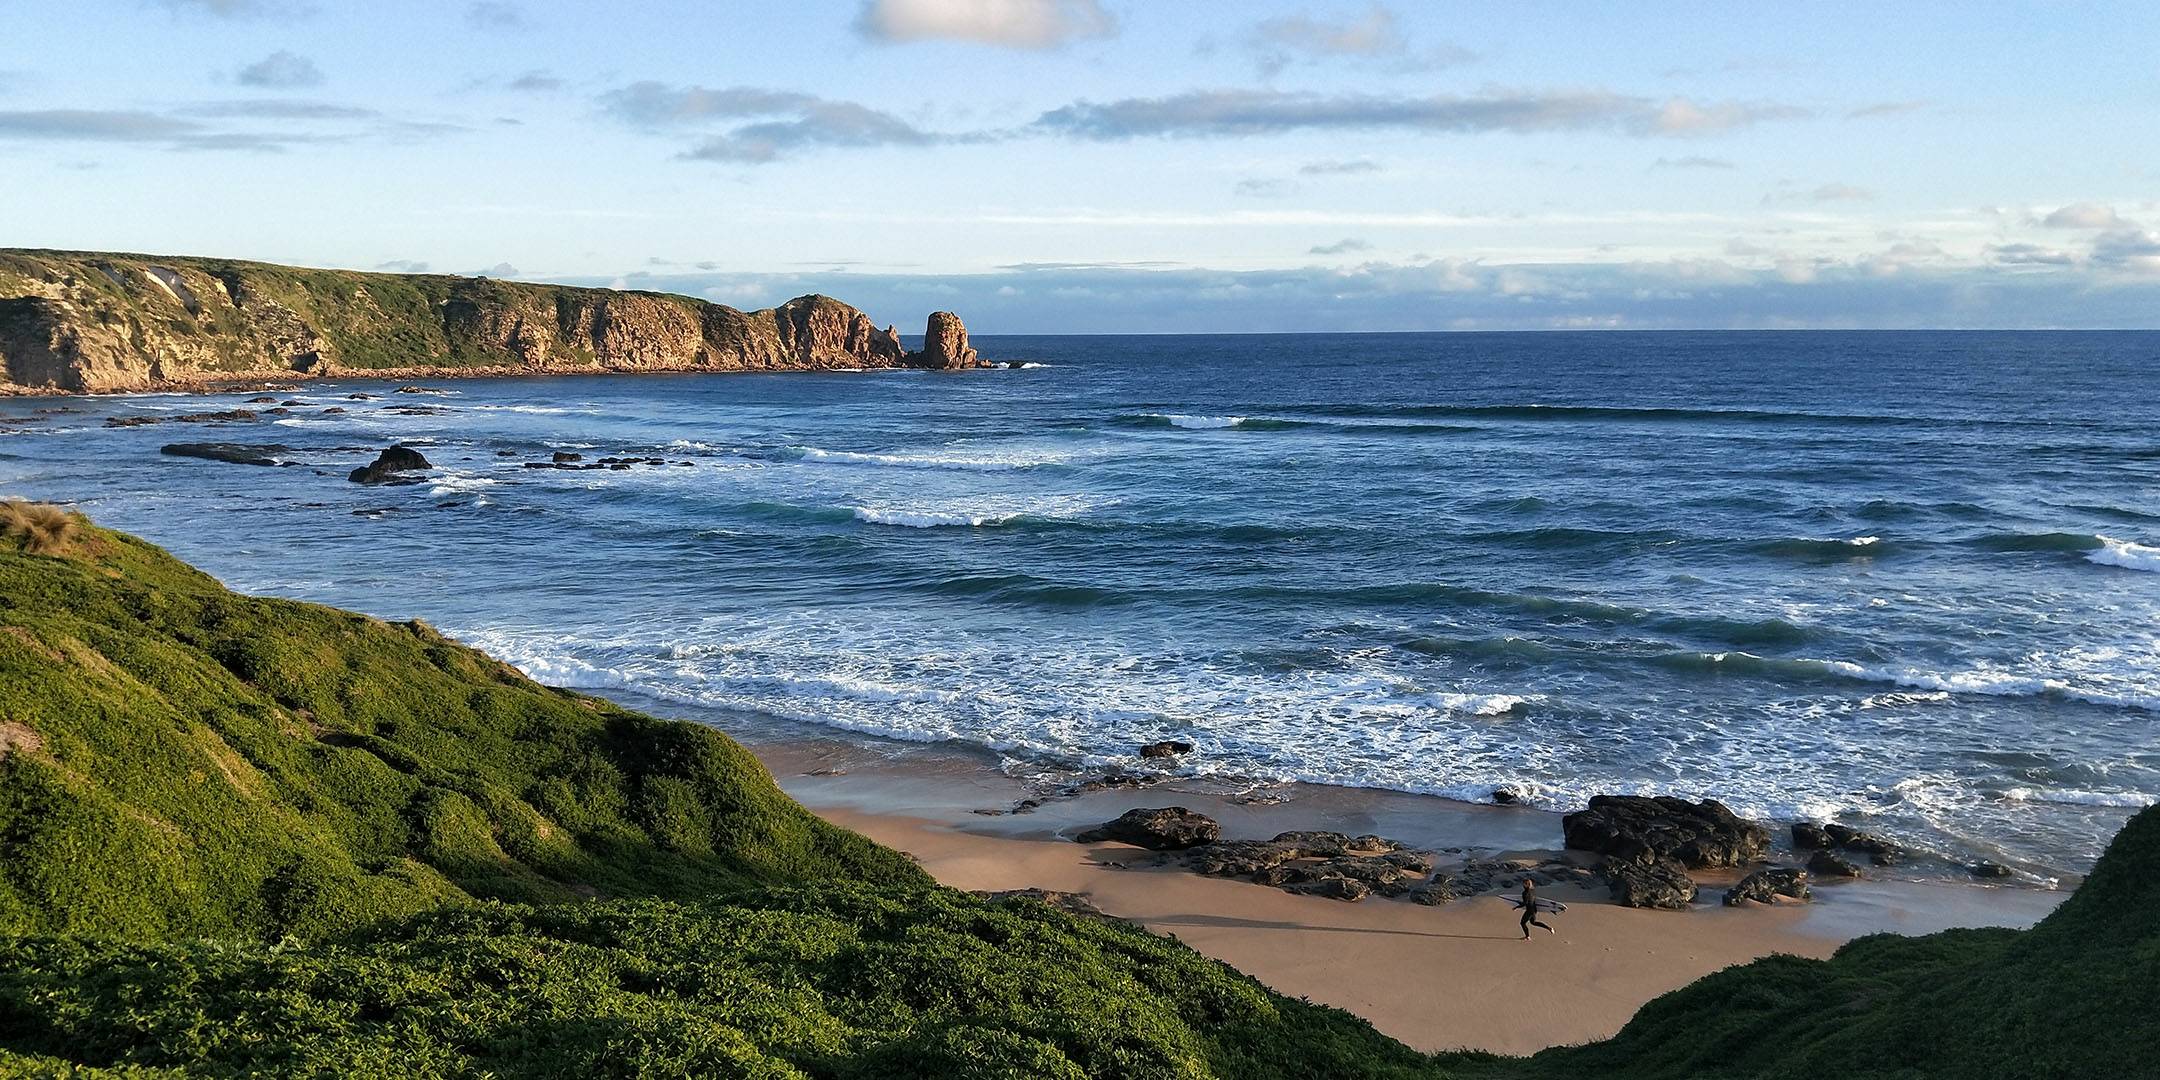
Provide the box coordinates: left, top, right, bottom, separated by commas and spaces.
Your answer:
756, 737, 2065, 1057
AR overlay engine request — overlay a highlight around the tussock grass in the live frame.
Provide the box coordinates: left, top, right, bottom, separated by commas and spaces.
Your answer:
0, 500, 78, 556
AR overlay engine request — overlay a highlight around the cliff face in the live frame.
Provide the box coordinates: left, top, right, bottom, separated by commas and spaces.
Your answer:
0, 249, 946, 393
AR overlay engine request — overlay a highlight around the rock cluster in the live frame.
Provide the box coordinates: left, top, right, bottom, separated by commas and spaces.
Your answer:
1564, 795, 1770, 869
1792, 821, 1907, 866
1182, 832, 1436, 902
104, 410, 257, 428
522, 456, 694, 472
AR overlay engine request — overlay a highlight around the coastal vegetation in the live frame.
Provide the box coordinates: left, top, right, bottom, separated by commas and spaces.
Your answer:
0, 506, 2151, 1077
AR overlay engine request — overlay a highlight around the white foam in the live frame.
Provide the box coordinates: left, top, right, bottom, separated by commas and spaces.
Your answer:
2089, 535, 2160, 572
1850, 535, 1882, 546
800, 446, 1060, 471
505, 652, 630, 689
426, 475, 500, 496
852, 506, 1016, 528
2004, 787, 2158, 808
1430, 692, 1535, 716
1156, 414, 1246, 429
468, 404, 587, 415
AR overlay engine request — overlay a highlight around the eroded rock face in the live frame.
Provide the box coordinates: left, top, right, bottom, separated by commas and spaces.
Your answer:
1075, 807, 1220, 850
348, 445, 433, 485
1563, 795, 1770, 869
908, 310, 980, 369
1724, 866, 1812, 906
0, 251, 944, 392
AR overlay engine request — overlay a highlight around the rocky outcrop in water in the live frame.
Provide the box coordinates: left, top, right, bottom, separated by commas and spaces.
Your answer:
0, 249, 965, 394
907, 310, 981, 369
348, 445, 432, 485
160, 442, 290, 466
1793, 821, 1908, 866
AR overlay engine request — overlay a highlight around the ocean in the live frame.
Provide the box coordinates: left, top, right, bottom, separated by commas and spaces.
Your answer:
4, 330, 2156, 880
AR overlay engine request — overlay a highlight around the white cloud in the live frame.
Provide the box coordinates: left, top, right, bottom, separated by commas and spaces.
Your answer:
1308, 238, 1371, 255
854, 0, 1114, 49
2042, 202, 2124, 229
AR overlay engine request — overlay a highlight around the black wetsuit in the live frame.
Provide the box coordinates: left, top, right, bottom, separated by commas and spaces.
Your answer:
1520, 882, 1552, 937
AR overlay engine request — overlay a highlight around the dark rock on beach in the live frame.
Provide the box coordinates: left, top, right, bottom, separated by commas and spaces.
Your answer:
1792, 822, 1834, 849
1137, 739, 1194, 759
160, 442, 291, 466
1075, 807, 1220, 850
552, 451, 583, 463
1563, 794, 1769, 868
1724, 866, 1812, 906
1808, 849, 1863, 878
1971, 860, 2016, 879
1286, 876, 1370, 902
348, 445, 433, 485
1602, 848, 1700, 909
1823, 824, 1906, 865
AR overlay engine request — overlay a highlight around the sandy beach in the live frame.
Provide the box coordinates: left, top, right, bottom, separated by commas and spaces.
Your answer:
755, 737, 2067, 1056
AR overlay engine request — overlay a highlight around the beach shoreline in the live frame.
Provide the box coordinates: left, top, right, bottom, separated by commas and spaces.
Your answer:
745, 734, 2066, 1056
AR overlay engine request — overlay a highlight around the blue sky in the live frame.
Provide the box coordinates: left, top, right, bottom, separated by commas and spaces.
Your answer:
3, 0, 2157, 331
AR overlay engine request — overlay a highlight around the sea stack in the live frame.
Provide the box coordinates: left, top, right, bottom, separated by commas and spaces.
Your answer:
909, 310, 981, 369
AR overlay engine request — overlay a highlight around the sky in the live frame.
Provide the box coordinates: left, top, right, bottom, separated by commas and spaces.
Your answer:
2, 0, 2158, 332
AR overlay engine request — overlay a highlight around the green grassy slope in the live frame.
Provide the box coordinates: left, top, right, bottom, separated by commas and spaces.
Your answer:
0, 508, 1439, 1079
0, 888, 1442, 1079
0, 510, 922, 941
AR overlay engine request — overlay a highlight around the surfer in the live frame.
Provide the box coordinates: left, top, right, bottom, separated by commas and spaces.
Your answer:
1519, 879, 1555, 938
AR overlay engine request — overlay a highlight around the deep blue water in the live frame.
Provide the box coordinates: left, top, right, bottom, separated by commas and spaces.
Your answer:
4, 331, 2157, 878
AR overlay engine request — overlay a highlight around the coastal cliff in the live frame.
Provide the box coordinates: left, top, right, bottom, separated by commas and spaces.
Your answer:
0, 249, 981, 394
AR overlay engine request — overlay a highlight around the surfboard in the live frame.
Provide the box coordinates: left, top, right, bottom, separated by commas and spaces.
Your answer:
1504, 897, 1568, 913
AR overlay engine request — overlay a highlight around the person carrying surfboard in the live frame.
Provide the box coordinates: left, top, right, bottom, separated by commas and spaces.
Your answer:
1519, 878, 1556, 938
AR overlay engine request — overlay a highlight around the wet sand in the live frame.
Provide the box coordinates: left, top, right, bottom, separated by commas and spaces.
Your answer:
754, 736, 2066, 1056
